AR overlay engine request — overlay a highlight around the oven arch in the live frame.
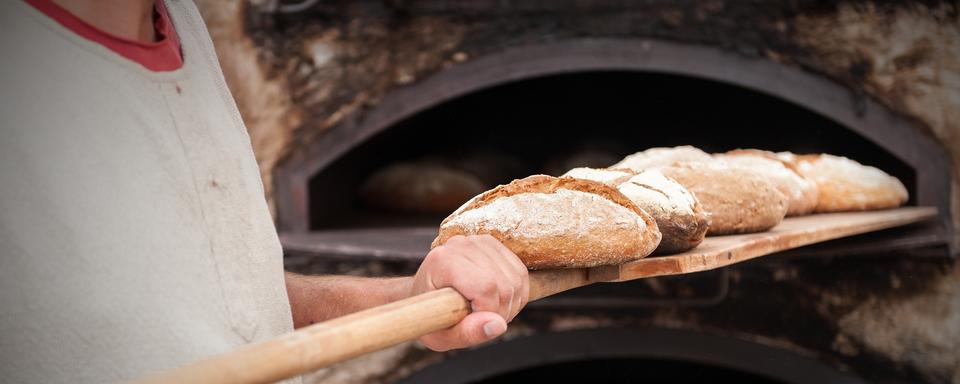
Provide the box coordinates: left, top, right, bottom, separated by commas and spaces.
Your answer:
274, 38, 953, 253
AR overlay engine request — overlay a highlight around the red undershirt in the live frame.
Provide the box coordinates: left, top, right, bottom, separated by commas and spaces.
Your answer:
25, 0, 183, 72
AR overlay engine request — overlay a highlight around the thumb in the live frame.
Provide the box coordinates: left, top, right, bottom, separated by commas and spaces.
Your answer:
418, 311, 507, 352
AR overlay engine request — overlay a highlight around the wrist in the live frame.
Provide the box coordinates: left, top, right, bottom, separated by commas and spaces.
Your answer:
388, 276, 415, 303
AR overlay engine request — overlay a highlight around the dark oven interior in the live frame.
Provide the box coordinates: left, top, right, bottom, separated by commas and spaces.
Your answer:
307, 71, 917, 230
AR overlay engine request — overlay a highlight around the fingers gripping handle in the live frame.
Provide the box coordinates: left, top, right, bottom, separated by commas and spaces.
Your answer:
134, 269, 592, 384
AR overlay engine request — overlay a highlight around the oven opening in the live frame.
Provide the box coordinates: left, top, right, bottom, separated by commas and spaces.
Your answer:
306, 71, 916, 231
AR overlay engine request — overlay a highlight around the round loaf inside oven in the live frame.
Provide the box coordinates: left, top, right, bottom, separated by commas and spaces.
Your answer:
360, 162, 486, 214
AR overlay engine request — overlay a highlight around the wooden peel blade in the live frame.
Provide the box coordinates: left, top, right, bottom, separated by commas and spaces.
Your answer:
596, 206, 938, 283
134, 207, 937, 384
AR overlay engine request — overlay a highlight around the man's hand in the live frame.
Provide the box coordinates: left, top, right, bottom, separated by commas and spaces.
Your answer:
411, 234, 529, 352
284, 234, 528, 351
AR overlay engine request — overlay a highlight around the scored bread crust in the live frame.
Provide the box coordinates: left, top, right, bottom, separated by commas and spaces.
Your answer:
433, 175, 662, 269
617, 170, 710, 254
659, 162, 789, 235
778, 153, 908, 212
717, 151, 819, 216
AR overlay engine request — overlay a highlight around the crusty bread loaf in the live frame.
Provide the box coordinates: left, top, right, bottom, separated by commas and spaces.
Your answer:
717, 151, 819, 216
562, 167, 635, 186
659, 162, 789, 235
433, 175, 662, 269
617, 170, 710, 254
610, 145, 713, 172
777, 153, 908, 212
360, 162, 486, 214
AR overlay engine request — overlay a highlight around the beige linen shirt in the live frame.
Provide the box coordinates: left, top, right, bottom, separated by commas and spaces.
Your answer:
0, 1, 296, 382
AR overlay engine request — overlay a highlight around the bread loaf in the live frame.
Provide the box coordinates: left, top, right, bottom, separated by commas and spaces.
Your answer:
777, 153, 908, 212
360, 162, 486, 214
610, 145, 712, 172
452, 150, 526, 186
433, 175, 661, 269
659, 162, 789, 235
617, 170, 710, 254
717, 151, 819, 216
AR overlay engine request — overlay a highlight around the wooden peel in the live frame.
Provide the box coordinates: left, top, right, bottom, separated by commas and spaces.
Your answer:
134, 207, 936, 384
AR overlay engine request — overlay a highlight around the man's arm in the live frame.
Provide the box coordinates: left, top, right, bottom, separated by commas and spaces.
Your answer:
284, 273, 412, 328
285, 234, 529, 352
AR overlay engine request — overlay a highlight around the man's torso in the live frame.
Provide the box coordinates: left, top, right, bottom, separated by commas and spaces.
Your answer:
0, 1, 294, 382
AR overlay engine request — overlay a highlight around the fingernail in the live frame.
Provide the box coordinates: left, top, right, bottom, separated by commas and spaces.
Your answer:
483, 320, 506, 338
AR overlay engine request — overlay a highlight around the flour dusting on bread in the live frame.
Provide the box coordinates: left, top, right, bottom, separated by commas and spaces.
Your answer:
444, 189, 647, 238
563, 167, 634, 186
434, 175, 661, 268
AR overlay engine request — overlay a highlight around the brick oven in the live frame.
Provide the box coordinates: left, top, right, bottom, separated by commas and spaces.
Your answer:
196, 1, 960, 383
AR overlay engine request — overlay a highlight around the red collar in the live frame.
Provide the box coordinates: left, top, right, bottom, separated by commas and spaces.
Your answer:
25, 0, 184, 72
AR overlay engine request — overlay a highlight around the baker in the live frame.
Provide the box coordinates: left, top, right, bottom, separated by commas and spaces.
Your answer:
0, 1, 529, 382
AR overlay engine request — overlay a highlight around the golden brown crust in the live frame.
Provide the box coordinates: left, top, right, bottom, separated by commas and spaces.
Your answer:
433, 175, 662, 269
659, 162, 789, 235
